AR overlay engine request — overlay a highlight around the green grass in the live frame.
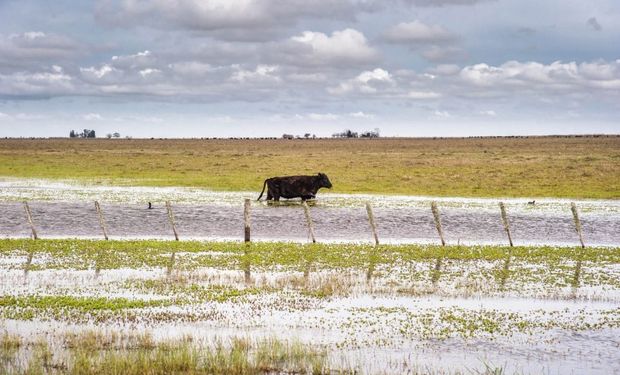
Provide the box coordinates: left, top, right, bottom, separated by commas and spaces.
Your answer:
1, 136, 618, 198
1, 333, 330, 375
2, 239, 618, 271
0, 295, 172, 311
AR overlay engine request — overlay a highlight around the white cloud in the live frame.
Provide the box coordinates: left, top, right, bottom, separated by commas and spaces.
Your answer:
349, 111, 375, 119
139, 68, 161, 78
169, 61, 218, 77
306, 113, 341, 121
83, 113, 103, 121
383, 21, 455, 44
407, 90, 441, 99
0, 32, 82, 70
459, 60, 620, 91
96, 0, 382, 39
329, 68, 394, 95
0, 66, 74, 97
231, 64, 280, 83
433, 110, 451, 118
479, 110, 497, 116
288, 28, 378, 66
80, 64, 118, 80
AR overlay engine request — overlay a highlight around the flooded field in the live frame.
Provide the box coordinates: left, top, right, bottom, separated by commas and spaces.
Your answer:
1, 179, 619, 373
1, 239, 619, 374
1, 178, 619, 246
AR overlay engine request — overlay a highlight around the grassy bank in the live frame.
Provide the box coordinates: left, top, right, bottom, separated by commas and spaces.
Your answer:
1, 136, 618, 198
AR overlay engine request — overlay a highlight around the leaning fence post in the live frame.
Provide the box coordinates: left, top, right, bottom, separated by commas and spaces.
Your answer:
244, 199, 251, 242
365, 202, 379, 246
243, 199, 252, 283
166, 201, 179, 241
301, 201, 316, 243
431, 201, 445, 246
571, 202, 585, 249
23, 201, 38, 240
94, 201, 108, 240
570, 202, 585, 287
499, 202, 513, 247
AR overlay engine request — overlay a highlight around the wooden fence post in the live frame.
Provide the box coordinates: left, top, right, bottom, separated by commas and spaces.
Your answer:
497, 202, 514, 289
23, 201, 38, 240
365, 202, 379, 246
243, 199, 252, 283
570, 202, 585, 288
95, 201, 108, 240
302, 201, 316, 243
244, 199, 251, 243
499, 202, 513, 247
571, 202, 585, 249
166, 201, 179, 241
431, 201, 445, 246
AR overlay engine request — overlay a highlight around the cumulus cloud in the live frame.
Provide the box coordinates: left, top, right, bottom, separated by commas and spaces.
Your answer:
95, 0, 382, 40
382, 21, 455, 44
0, 32, 82, 71
328, 68, 394, 95
349, 111, 375, 119
230, 64, 281, 83
82, 113, 103, 121
284, 29, 378, 66
459, 60, 620, 92
0, 65, 75, 97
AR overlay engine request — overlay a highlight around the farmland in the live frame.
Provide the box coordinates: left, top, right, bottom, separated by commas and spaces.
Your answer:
1, 136, 619, 374
0, 136, 618, 198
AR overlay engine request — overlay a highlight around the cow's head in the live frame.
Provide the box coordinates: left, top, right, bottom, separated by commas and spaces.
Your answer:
317, 172, 332, 189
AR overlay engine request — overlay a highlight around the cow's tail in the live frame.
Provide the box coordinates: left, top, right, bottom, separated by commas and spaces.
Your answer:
256, 179, 267, 201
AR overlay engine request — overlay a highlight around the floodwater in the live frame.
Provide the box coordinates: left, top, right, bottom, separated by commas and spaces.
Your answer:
0, 201, 619, 246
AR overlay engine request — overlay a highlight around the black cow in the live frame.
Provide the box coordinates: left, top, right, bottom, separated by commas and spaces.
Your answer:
257, 173, 332, 201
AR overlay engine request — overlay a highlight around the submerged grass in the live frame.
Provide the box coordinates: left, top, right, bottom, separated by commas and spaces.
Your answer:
0, 295, 172, 311
2, 332, 330, 375
1, 238, 618, 271
1, 137, 618, 198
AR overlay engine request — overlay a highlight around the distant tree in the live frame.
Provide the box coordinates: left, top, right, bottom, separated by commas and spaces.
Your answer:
69, 130, 76, 138
106, 133, 112, 139
113, 132, 121, 138
304, 133, 311, 138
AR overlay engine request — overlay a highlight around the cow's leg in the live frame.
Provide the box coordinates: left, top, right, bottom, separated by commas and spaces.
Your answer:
267, 190, 273, 200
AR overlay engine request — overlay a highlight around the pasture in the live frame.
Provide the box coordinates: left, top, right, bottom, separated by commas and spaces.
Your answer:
1, 136, 619, 198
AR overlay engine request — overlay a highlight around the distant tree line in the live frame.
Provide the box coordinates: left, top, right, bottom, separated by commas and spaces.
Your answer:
69, 130, 122, 139
332, 128, 380, 138
69, 129, 96, 138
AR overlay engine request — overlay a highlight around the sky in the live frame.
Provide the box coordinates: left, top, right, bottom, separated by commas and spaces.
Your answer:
0, 0, 618, 138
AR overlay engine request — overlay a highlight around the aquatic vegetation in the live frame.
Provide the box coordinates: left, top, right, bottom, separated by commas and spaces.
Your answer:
1, 238, 619, 373
1, 333, 330, 375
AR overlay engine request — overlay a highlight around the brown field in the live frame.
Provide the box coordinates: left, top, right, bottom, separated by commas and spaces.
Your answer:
0, 136, 618, 198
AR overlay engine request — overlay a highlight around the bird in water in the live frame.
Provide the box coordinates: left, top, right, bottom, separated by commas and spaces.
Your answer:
527, 200, 535, 205
148, 202, 153, 209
